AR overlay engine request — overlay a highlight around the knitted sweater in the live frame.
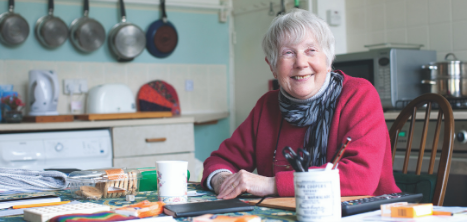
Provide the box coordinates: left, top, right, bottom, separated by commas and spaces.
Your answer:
202, 72, 401, 196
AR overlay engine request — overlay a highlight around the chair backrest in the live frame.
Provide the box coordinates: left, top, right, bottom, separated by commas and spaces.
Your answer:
389, 93, 454, 206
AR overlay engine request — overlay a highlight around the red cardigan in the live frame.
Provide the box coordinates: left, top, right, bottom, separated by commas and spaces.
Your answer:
202, 72, 401, 196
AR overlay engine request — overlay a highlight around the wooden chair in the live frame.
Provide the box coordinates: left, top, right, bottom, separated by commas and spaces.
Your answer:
389, 93, 454, 206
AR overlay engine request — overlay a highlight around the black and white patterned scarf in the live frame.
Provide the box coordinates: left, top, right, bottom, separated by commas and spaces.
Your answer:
279, 71, 343, 166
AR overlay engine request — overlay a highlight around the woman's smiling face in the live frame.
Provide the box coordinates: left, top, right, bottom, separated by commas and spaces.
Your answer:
268, 33, 330, 100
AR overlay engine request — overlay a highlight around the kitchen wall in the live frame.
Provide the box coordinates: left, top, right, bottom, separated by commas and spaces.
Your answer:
232, 0, 346, 127
0, 0, 231, 162
345, 0, 467, 61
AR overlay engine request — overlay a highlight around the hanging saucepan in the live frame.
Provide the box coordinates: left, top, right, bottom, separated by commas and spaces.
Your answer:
70, 0, 105, 53
35, 0, 68, 48
108, 0, 146, 61
0, 0, 29, 46
421, 53, 467, 98
146, 0, 178, 58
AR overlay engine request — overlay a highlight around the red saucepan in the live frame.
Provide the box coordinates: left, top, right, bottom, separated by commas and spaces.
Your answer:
0, 0, 29, 46
146, 0, 178, 58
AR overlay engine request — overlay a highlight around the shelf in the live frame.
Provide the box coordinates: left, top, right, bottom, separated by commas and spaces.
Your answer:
57, 0, 228, 10
384, 110, 467, 120
0, 112, 229, 132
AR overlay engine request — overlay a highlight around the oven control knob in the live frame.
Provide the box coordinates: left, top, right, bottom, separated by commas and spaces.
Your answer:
55, 143, 64, 152
456, 130, 467, 143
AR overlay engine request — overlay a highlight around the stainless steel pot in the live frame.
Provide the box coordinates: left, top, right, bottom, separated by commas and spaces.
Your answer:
421, 53, 467, 98
0, 0, 29, 46
70, 0, 105, 53
108, 0, 146, 61
35, 0, 68, 48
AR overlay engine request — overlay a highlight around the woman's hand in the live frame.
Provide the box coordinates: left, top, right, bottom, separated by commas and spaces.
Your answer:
215, 170, 277, 199
211, 172, 232, 194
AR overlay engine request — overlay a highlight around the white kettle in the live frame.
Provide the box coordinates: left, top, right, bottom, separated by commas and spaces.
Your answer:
28, 70, 59, 116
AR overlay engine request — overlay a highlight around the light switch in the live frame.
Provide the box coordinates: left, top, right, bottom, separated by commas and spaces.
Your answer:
185, 80, 194, 92
326, 10, 341, 26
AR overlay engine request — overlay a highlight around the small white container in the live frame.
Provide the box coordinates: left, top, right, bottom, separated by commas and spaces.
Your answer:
156, 161, 188, 203
294, 168, 341, 222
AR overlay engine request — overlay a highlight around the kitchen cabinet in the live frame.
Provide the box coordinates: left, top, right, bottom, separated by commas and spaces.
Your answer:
112, 123, 195, 170
0, 112, 228, 172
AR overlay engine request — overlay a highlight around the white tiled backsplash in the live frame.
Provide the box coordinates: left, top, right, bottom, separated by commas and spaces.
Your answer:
345, 0, 467, 61
0, 60, 228, 115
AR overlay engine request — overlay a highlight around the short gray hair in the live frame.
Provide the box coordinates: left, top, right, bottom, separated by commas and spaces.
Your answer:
262, 9, 335, 70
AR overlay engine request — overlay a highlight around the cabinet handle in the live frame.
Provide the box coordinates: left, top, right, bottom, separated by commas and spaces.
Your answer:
145, 138, 167, 143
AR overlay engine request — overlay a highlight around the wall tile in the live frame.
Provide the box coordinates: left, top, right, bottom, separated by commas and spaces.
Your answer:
190, 65, 209, 112
209, 65, 228, 112
56, 62, 82, 79
428, 0, 451, 24
367, 0, 385, 6
429, 23, 452, 52
168, 65, 191, 114
104, 63, 127, 84
5, 60, 30, 88
407, 26, 429, 49
81, 62, 105, 90
0, 60, 5, 83
385, 0, 406, 29
147, 64, 169, 82
436, 50, 451, 61
450, 51, 467, 61
346, 8, 367, 36
452, 0, 467, 21
386, 29, 407, 43
366, 31, 386, 45
346, 0, 366, 10
126, 63, 148, 97
407, 0, 429, 27
1, 60, 227, 115
367, 4, 385, 31
452, 20, 467, 51
346, 34, 367, 53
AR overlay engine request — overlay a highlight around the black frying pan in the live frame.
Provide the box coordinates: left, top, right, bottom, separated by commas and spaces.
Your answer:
35, 0, 68, 48
0, 0, 29, 46
146, 0, 178, 58
108, 0, 146, 61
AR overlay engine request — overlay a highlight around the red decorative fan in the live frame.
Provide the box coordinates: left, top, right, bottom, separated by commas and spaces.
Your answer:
137, 80, 180, 115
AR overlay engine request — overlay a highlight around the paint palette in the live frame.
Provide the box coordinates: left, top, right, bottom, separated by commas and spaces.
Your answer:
23, 202, 110, 222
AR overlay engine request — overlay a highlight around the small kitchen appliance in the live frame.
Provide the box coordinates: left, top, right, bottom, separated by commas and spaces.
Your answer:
333, 48, 436, 110
28, 70, 59, 116
86, 83, 136, 114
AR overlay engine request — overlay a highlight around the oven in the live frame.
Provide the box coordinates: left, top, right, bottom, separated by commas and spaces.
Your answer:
386, 112, 467, 206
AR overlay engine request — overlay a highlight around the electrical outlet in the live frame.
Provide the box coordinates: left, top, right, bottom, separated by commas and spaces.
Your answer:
185, 80, 194, 92
63, 79, 88, 94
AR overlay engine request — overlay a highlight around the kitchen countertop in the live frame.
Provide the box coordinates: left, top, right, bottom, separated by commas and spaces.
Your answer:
0, 112, 229, 132
384, 110, 467, 120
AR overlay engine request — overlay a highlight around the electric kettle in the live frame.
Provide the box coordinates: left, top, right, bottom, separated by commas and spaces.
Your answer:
28, 70, 59, 116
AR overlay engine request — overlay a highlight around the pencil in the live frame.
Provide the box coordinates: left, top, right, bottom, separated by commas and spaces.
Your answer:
433, 211, 453, 216
12, 200, 71, 209
331, 137, 352, 170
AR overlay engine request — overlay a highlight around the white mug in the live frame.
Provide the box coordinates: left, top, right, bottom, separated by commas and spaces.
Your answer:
294, 168, 341, 221
156, 161, 188, 203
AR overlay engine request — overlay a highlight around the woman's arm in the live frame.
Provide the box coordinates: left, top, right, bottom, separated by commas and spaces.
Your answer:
201, 93, 270, 190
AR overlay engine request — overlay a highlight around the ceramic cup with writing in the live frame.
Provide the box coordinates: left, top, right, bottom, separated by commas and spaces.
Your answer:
294, 168, 341, 221
156, 161, 188, 203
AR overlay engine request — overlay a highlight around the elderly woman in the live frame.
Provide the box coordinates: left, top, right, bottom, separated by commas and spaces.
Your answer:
202, 9, 400, 199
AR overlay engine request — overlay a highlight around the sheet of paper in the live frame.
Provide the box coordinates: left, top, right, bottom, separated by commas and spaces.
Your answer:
341, 207, 467, 222
0, 200, 81, 217
187, 191, 207, 197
